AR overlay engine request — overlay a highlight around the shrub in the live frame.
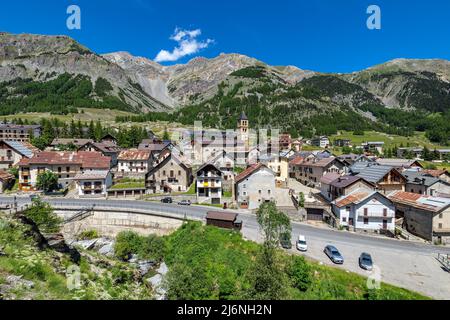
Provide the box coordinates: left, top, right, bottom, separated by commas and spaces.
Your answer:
23, 199, 62, 233
287, 255, 312, 292
78, 229, 99, 240
114, 231, 143, 261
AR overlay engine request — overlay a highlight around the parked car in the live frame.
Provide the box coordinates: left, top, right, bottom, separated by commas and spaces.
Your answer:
161, 197, 173, 204
178, 200, 191, 206
359, 252, 373, 271
324, 245, 344, 264
296, 235, 308, 252
280, 233, 292, 249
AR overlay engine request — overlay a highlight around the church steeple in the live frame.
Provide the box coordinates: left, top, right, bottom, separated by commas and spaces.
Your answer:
237, 111, 249, 146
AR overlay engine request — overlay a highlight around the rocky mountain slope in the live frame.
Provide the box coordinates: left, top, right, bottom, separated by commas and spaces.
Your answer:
103, 51, 314, 107
0, 32, 168, 113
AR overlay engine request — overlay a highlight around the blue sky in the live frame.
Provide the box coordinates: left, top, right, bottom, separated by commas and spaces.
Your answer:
1, 0, 449, 73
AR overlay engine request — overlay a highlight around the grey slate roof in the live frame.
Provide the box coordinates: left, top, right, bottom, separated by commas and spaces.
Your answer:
355, 164, 394, 183
402, 171, 440, 187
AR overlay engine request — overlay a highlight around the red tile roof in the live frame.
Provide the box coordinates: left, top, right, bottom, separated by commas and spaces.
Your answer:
289, 156, 304, 165
18, 151, 110, 169
118, 149, 151, 161
235, 163, 264, 183
388, 191, 450, 213
335, 190, 372, 208
422, 169, 448, 178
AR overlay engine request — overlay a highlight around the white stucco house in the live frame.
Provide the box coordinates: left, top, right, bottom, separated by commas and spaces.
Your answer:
331, 188, 395, 233
73, 170, 113, 198
235, 163, 276, 210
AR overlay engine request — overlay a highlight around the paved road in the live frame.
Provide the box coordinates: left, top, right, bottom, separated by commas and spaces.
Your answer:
1, 196, 449, 299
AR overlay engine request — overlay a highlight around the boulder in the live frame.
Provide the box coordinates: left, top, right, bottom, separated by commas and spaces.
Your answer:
98, 243, 115, 257
157, 262, 168, 276
71, 239, 98, 250
6, 275, 34, 289
137, 261, 155, 276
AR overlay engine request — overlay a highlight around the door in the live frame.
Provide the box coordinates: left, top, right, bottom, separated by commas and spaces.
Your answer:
349, 218, 354, 226
383, 219, 388, 230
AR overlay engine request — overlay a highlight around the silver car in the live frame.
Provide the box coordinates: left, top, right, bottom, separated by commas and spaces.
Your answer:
359, 253, 373, 271
324, 245, 344, 264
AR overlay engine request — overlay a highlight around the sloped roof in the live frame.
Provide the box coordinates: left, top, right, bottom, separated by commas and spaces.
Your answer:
402, 171, 441, 187
320, 173, 341, 185
73, 170, 110, 180
356, 165, 395, 183
18, 151, 110, 169
3, 140, 39, 158
388, 191, 450, 213
289, 156, 304, 166
333, 188, 390, 208
422, 169, 448, 178
118, 149, 151, 161
330, 175, 371, 188
206, 211, 238, 222
375, 158, 423, 168
235, 163, 266, 184
51, 138, 93, 147
146, 152, 190, 177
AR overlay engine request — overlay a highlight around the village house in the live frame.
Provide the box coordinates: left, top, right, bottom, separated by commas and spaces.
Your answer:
0, 170, 15, 193
362, 141, 384, 154
291, 139, 303, 152
117, 149, 152, 177
334, 139, 352, 147
0, 123, 41, 142
210, 151, 235, 191
0, 140, 39, 170
73, 170, 112, 198
332, 189, 396, 234
279, 133, 292, 150
235, 163, 276, 210
51, 138, 93, 150
78, 141, 122, 166
18, 151, 111, 191
319, 172, 342, 202
291, 157, 347, 189
389, 191, 450, 243
350, 162, 406, 194
327, 175, 375, 202
196, 163, 223, 205
403, 171, 450, 196
375, 158, 423, 171
422, 169, 450, 183
259, 151, 291, 187
145, 152, 192, 194
311, 136, 330, 148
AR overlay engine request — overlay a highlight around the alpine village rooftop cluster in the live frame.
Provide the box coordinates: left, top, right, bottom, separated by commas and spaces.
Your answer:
0, 112, 449, 245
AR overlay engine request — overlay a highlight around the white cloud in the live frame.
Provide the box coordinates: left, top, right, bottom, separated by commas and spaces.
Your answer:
154, 28, 213, 63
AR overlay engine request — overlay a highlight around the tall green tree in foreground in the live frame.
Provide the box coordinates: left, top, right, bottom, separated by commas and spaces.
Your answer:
244, 202, 292, 300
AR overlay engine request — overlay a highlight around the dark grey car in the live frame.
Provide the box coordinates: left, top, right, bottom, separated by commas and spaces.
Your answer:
359, 253, 373, 271
324, 245, 344, 264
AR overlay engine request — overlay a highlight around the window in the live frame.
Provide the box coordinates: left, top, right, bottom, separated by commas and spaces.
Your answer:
268, 190, 271, 195
58, 167, 62, 173
66, 167, 70, 172
342, 217, 347, 223
364, 208, 368, 216
383, 209, 387, 217
439, 213, 443, 219
258, 190, 262, 195
364, 218, 369, 225
438, 223, 443, 229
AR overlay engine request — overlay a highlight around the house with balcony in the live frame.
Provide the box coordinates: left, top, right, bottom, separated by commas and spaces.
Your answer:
389, 191, 450, 244
73, 170, 112, 197
145, 152, 192, 194
117, 149, 151, 177
235, 163, 276, 210
332, 189, 396, 233
0, 140, 39, 170
311, 136, 330, 148
196, 163, 223, 205
78, 141, 122, 167
17, 151, 111, 191
0, 123, 41, 142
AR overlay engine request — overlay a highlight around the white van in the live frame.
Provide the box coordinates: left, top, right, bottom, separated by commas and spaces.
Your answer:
296, 235, 308, 252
